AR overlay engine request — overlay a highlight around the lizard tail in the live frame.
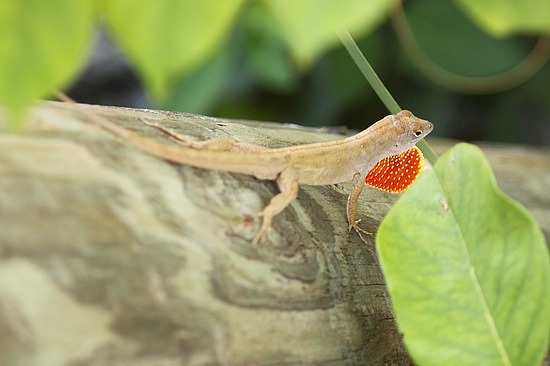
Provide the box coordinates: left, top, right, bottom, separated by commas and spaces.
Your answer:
56, 93, 279, 178
56, 92, 131, 140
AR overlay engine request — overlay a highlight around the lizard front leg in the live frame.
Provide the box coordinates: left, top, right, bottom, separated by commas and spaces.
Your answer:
252, 168, 299, 246
347, 172, 370, 236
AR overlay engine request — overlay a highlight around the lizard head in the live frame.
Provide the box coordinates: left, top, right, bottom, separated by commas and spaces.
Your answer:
362, 110, 433, 192
389, 110, 433, 154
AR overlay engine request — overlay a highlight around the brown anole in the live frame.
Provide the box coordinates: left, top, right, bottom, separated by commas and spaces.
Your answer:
59, 97, 433, 245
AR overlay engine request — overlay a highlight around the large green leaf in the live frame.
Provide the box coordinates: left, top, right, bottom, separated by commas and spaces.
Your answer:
377, 143, 549, 365
263, 0, 397, 67
0, 0, 95, 127
454, 0, 550, 36
104, 0, 245, 100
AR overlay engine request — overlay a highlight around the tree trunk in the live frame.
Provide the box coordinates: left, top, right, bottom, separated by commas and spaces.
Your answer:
0, 102, 548, 365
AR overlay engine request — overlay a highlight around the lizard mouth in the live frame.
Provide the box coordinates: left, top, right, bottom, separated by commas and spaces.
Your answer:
424, 121, 434, 135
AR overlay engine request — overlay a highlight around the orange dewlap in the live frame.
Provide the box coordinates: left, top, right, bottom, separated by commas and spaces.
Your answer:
365, 146, 424, 193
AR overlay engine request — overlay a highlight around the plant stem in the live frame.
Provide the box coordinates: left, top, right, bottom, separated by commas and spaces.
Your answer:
338, 30, 438, 164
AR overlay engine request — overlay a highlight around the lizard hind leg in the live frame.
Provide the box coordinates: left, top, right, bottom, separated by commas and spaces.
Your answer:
140, 118, 267, 152
252, 168, 299, 246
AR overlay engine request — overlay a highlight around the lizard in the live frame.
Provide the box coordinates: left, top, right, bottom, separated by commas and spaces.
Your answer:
58, 97, 433, 246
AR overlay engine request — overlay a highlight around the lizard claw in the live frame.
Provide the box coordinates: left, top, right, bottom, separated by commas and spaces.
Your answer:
348, 219, 370, 234
251, 219, 271, 247
348, 219, 373, 245
249, 211, 272, 247
251, 230, 265, 247
348, 218, 359, 233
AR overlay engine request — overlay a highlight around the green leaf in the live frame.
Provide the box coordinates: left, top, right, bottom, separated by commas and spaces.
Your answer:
263, 0, 397, 68
0, 0, 95, 127
377, 143, 549, 366
104, 0, 245, 100
453, 0, 550, 36
242, 4, 296, 92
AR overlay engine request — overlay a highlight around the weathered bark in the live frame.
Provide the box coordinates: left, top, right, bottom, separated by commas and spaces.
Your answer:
0, 102, 548, 365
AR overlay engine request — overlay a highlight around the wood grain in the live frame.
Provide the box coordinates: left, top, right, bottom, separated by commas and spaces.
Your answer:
0, 102, 411, 365
1, 102, 548, 365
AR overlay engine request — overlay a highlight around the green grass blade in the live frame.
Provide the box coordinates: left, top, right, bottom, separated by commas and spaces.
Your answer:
338, 30, 400, 113
338, 29, 438, 164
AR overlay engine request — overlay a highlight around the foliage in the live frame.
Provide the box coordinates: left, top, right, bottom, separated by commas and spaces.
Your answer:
0, 1, 548, 364
454, 0, 550, 36
103, 0, 245, 99
1, 0, 549, 136
377, 144, 549, 365
0, 0, 94, 125
262, 0, 397, 67
346, 29, 549, 363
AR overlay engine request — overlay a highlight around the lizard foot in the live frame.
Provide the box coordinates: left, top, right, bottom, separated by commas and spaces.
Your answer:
349, 220, 379, 261
348, 219, 373, 245
249, 168, 298, 247
250, 211, 272, 247
347, 219, 371, 234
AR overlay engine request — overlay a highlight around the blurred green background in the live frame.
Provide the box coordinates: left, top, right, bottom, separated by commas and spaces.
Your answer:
61, 0, 550, 146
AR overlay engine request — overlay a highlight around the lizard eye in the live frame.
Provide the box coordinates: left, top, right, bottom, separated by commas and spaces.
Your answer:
413, 130, 422, 137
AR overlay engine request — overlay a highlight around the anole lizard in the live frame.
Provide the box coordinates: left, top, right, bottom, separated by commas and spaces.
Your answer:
59, 97, 433, 245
